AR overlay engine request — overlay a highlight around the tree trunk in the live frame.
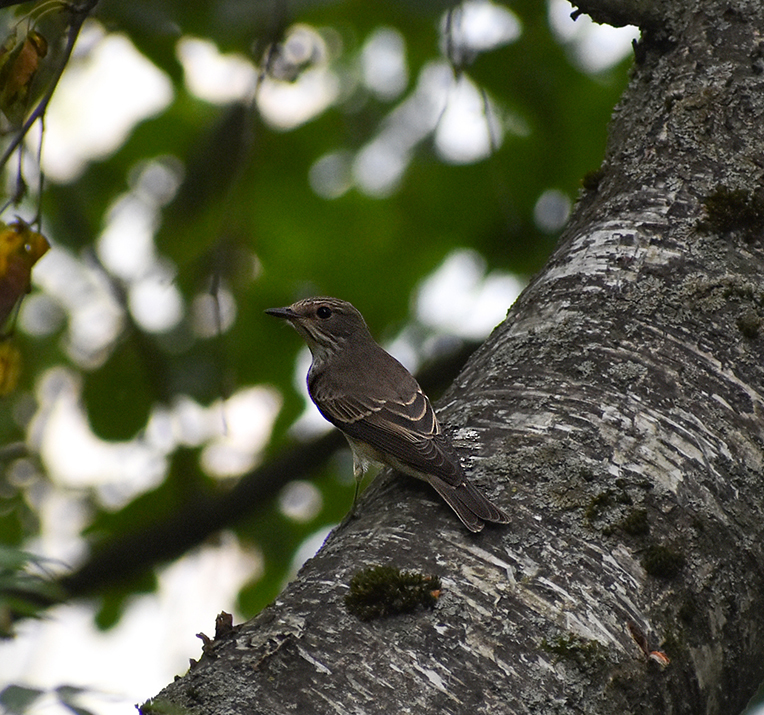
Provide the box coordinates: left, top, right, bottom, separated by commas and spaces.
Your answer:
147, 1, 764, 713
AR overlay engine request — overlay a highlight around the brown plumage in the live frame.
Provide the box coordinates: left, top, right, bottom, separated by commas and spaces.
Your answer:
266, 297, 510, 532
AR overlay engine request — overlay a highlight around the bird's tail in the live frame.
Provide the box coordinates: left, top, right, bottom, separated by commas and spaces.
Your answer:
428, 476, 510, 533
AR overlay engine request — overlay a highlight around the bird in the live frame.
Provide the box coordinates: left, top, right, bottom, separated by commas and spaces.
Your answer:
265, 296, 510, 532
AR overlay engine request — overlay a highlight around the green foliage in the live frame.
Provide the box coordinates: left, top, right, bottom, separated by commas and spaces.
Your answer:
0, 0, 632, 628
344, 564, 441, 621
0, 684, 98, 715
701, 186, 764, 241
81, 336, 155, 440
0, 545, 63, 638
618, 508, 650, 535
641, 544, 685, 579
0, 684, 44, 715
540, 632, 608, 670
139, 697, 198, 715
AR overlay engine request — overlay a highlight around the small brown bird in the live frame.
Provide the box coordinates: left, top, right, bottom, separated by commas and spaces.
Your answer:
266, 297, 510, 532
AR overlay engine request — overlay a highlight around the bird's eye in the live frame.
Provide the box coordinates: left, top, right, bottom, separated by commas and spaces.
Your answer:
316, 306, 332, 319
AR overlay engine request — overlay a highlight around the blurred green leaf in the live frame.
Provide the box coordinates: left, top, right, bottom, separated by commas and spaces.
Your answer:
81, 337, 154, 441
55, 685, 97, 715
94, 570, 157, 630
0, 684, 44, 715
0, 545, 64, 637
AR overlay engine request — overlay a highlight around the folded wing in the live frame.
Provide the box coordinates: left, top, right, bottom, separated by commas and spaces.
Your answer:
312, 380, 510, 531
314, 385, 463, 486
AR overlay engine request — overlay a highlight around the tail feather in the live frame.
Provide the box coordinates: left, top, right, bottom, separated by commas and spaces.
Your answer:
428, 476, 510, 533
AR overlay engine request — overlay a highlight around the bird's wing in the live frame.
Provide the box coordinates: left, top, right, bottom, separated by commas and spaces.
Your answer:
316, 386, 511, 529
312, 383, 465, 487
311, 370, 511, 530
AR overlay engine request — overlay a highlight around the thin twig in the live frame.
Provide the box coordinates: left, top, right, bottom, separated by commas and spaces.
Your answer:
0, 440, 27, 462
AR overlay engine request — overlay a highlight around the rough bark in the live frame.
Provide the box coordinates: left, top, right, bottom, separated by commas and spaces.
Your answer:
147, 1, 764, 713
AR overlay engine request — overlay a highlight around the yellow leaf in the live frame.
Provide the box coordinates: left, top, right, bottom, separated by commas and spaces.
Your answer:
0, 219, 49, 327
0, 340, 22, 395
0, 29, 47, 124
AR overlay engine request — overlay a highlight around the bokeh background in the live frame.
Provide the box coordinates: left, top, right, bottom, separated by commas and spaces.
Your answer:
8, 1, 744, 713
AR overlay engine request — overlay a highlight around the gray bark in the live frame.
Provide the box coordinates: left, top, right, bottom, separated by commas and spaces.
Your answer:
147, 0, 764, 713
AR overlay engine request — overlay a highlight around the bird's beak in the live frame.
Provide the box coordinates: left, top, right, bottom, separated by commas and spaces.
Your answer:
265, 306, 297, 321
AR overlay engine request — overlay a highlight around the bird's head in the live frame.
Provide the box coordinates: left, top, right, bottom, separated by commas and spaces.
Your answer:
265, 297, 371, 362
